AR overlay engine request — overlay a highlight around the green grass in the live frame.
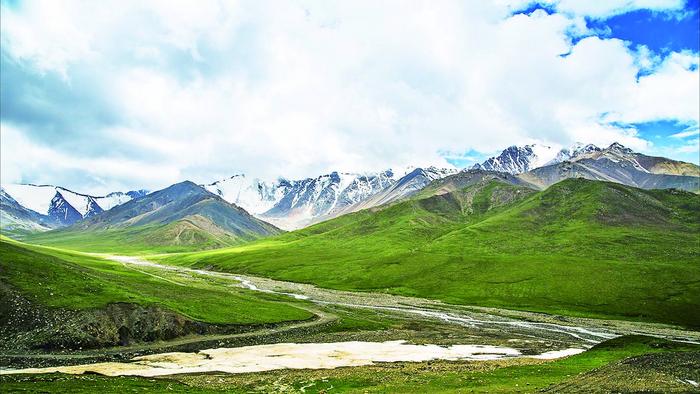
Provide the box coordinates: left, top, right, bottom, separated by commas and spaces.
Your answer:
156, 179, 700, 327
0, 375, 210, 393
2, 335, 697, 393
21, 223, 237, 254
296, 335, 700, 393
0, 237, 311, 325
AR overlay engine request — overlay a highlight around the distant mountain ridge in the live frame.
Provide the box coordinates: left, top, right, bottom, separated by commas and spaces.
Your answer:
519, 143, 700, 191
203, 167, 458, 229
0, 184, 148, 227
474, 142, 700, 178
0, 188, 55, 236
28, 181, 281, 251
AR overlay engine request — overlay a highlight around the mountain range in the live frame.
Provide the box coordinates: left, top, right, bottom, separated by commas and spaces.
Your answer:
473, 142, 699, 177
1, 184, 147, 227
202, 166, 458, 229
2, 142, 698, 249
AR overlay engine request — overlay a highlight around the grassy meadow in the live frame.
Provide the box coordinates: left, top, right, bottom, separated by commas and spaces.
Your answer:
0, 237, 311, 325
155, 179, 700, 327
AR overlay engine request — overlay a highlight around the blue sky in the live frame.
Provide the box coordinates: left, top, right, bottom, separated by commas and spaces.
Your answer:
587, 0, 699, 54
1, 0, 698, 193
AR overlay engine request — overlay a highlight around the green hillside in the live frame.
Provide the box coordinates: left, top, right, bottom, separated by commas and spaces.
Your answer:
158, 178, 700, 327
24, 220, 253, 254
0, 237, 311, 350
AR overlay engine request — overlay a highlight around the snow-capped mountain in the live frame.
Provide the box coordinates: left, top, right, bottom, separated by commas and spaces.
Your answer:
203, 167, 456, 230
0, 188, 55, 235
471, 142, 658, 175
519, 142, 700, 191
563, 142, 700, 176
352, 166, 460, 210
69, 181, 281, 248
47, 191, 83, 225
261, 170, 398, 229
472, 144, 559, 174
5, 141, 694, 235
0, 184, 149, 227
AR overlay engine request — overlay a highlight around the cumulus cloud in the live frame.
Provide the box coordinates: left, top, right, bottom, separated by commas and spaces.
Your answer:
0, 0, 698, 192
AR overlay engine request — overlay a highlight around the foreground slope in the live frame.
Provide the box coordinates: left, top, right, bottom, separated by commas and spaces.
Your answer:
162, 178, 700, 327
25, 181, 281, 253
0, 238, 311, 350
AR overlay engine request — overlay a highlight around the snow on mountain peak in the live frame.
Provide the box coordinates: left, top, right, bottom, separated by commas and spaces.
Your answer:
0, 184, 144, 221
606, 142, 634, 154
546, 143, 602, 165
472, 144, 558, 174
202, 174, 290, 215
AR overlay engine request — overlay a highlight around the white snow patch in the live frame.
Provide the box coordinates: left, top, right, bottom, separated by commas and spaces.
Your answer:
203, 174, 284, 215
528, 348, 586, 359
1, 340, 593, 377
528, 144, 560, 170
95, 193, 133, 210
1, 184, 57, 214
58, 189, 93, 216
1, 341, 524, 377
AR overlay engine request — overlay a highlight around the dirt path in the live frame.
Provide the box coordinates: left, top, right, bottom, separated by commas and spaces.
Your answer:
1, 303, 334, 361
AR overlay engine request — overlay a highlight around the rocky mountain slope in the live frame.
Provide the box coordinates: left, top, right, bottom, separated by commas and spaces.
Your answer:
339, 166, 460, 216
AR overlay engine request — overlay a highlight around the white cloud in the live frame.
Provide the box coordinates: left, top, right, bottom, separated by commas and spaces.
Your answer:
676, 138, 699, 152
670, 128, 700, 139
0, 123, 181, 194
1, 0, 698, 193
538, 0, 686, 18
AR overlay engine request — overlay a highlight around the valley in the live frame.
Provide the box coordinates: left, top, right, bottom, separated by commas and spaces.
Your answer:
1, 143, 699, 393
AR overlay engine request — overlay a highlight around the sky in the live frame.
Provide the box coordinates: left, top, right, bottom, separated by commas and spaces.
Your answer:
1, 0, 699, 194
